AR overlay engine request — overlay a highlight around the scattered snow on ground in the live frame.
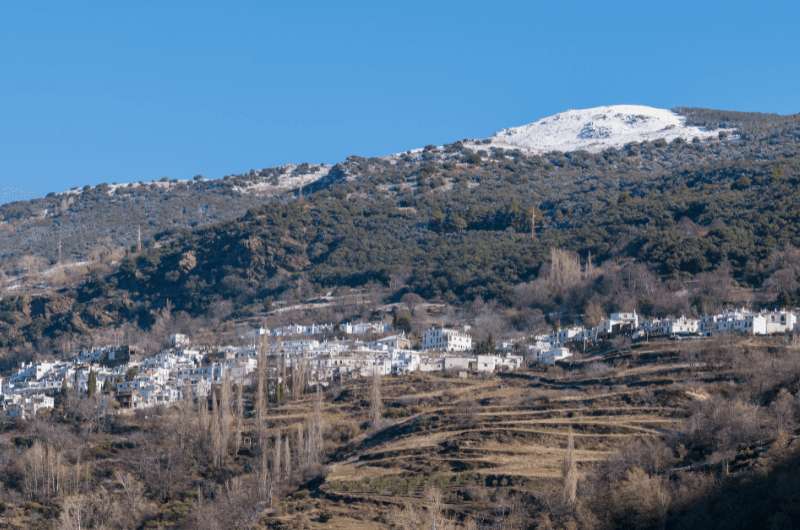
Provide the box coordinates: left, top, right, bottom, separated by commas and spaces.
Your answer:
464, 105, 730, 154
57, 180, 191, 197
231, 164, 331, 195
53, 164, 331, 199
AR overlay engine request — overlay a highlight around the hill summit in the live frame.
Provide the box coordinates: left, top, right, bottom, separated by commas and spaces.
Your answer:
469, 104, 728, 154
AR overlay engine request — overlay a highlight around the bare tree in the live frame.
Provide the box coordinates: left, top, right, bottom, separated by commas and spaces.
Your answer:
115, 470, 148, 524
772, 389, 797, 437
21, 441, 86, 501
561, 429, 578, 508
370, 366, 383, 430
279, 353, 288, 402
209, 390, 224, 467
392, 501, 424, 530
291, 358, 308, 401
219, 372, 234, 461
610, 467, 671, 528
176, 383, 195, 451
59, 495, 85, 530
401, 292, 424, 315
197, 392, 210, 452
271, 432, 282, 496
234, 382, 244, 454
547, 248, 583, 295
16, 254, 48, 277
256, 348, 268, 426
306, 387, 324, 466
257, 429, 272, 504
393, 487, 458, 530
296, 422, 306, 471
583, 300, 606, 328
282, 434, 292, 483
426, 486, 457, 530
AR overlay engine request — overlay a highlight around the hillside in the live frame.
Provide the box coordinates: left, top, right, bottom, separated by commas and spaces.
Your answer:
0, 163, 330, 266
2, 107, 800, 352
4, 336, 800, 529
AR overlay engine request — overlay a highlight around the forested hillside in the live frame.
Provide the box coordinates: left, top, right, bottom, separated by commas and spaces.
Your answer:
1, 108, 800, 353
0, 164, 329, 267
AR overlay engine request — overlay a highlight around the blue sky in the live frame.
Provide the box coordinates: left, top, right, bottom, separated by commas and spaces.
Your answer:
1, 1, 798, 201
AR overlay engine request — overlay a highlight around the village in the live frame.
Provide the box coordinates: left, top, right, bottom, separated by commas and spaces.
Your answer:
1, 307, 798, 419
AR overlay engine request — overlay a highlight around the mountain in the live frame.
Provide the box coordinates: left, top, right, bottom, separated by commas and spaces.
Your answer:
0, 105, 745, 270
1, 106, 799, 353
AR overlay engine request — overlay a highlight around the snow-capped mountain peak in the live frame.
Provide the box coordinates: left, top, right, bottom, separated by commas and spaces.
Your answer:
468, 104, 727, 154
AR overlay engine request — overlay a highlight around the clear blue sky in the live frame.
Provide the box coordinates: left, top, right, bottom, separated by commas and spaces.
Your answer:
1, 1, 798, 201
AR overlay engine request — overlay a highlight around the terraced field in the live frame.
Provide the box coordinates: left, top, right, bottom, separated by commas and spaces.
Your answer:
261, 339, 729, 528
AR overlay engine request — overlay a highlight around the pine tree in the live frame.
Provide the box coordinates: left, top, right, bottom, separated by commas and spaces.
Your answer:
87, 370, 97, 398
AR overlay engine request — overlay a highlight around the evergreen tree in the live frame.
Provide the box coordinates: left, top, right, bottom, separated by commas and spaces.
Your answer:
87, 370, 97, 398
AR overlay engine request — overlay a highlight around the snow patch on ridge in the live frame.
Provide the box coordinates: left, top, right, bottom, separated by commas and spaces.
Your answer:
231, 164, 331, 195
466, 105, 730, 154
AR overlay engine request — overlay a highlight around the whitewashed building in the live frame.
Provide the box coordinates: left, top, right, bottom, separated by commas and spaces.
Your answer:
5, 393, 54, 419
764, 310, 798, 334
390, 351, 420, 374
703, 310, 767, 335
476, 355, 502, 373
444, 356, 475, 372
369, 334, 412, 350
556, 326, 584, 345
340, 321, 391, 336
642, 316, 700, 337
535, 346, 573, 366
418, 356, 445, 372
498, 355, 524, 371
422, 327, 473, 352
606, 312, 639, 333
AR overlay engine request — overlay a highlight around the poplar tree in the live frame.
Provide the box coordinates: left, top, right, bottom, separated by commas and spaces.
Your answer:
369, 366, 383, 430
562, 429, 578, 508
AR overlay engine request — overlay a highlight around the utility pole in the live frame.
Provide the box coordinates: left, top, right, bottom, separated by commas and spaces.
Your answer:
57, 237, 63, 264
136, 225, 142, 253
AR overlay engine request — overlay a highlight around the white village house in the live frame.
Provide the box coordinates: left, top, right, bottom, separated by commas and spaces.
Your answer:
422, 327, 473, 352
